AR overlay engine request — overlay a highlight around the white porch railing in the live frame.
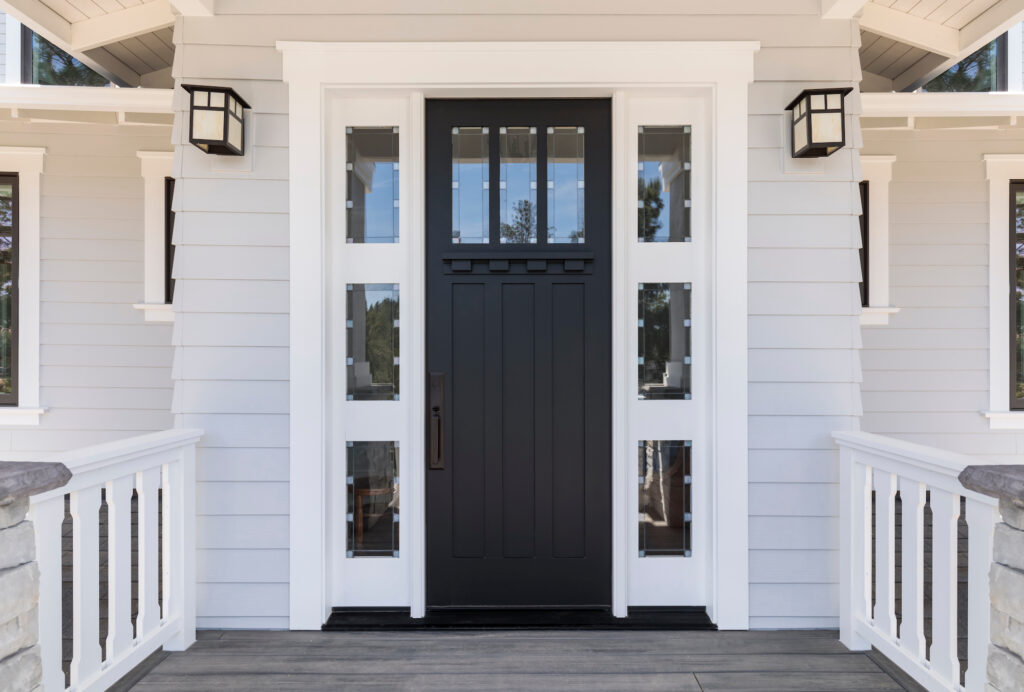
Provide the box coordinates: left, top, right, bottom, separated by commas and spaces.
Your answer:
833, 431, 999, 692
28, 429, 202, 692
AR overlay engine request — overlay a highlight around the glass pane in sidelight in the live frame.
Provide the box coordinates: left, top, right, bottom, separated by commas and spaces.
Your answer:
346, 127, 399, 243
347, 284, 399, 401
0, 180, 13, 401
546, 126, 585, 243
638, 126, 691, 242
1015, 189, 1024, 404
452, 127, 490, 244
499, 126, 537, 244
346, 441, 399, 557
638, 283, 691, 400
638, 440, 692, 557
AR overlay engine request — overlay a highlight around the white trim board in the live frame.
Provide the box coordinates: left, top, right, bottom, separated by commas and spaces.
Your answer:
135, 151, 174, 323
983, 155, 1024, 429
859, 155, 898, 326
279, 40, 756, 631
0, 146, 45, 425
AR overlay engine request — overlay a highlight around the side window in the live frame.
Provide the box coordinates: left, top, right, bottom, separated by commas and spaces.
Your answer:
859, 181, 869, 308
0, 175, 17, 406
164, 178, 175, 304
20, 26, 109, 86
1011, 182, 1024, 410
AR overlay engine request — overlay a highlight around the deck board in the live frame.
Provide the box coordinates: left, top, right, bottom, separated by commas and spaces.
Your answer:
127, 630, 921, 691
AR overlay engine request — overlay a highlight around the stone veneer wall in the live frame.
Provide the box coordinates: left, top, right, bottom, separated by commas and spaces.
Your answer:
0, 463, 71, 692
959, 465, 1024, 692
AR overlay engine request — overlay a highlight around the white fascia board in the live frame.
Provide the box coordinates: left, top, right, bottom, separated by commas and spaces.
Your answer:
0, 84, 172, 112
859, 3, 959, 57
169, 0, 214, 16
862, 92, 1024, 118
959, 0, 1024, 53
71, 0, 175, 52
821, 0, 869, 19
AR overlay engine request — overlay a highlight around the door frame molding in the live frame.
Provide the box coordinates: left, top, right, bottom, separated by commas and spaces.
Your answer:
279, 40, 758, 630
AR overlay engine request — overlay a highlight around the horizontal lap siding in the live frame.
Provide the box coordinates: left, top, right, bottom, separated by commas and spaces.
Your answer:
861, 129, 1024, 462
0, 119, 173, 459
174, 2, 861, 628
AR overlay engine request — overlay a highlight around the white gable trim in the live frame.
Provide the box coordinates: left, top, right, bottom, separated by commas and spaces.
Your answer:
983, 154, 1024, 429
279, 40, 756, 631
0, 146, 46, 425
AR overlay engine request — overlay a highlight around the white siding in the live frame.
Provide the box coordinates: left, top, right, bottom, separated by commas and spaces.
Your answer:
0, 118, 174, 457
861, 128, 1024, 461
172, 0, 863, 629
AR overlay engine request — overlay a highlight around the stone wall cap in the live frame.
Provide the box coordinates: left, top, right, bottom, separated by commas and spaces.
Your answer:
959, 465, 1024, 507
0, 461, 71, 504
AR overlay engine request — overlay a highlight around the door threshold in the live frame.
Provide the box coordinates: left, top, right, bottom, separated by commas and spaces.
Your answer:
323, 607, 714, 631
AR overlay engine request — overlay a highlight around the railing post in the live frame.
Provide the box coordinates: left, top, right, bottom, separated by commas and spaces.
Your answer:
29, 494, 66, 692
165, 443, 196, 651
929, 488, 961, 683
839, 445, 870, 650
872, 469, 897, 639
964, 497, 996, 692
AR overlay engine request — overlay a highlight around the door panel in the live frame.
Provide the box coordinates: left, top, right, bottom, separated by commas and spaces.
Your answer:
426, 99, 611, 608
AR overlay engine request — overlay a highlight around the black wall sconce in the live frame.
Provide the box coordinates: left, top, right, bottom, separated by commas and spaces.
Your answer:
785, 87, 853, 158
181, 84, 250, 156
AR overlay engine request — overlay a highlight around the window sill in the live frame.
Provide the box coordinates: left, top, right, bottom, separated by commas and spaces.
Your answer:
860, 306, 899, 326
0, 407, 46, 426
982, 410, 1024, 430
133, 303, 174, 323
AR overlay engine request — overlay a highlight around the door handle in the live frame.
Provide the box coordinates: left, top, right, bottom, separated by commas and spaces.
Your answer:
429, 372, 445, 470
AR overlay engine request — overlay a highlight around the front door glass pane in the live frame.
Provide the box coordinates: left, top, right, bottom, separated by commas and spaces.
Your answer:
347, 441, 399, 557
346, 127, 399, 243
638, 283, 691, 400
638, 126, 691, 242
638, 440, 692, 557
499, 126, 537, 244
547, 126, 585, 244
452, 127, 489, 244
347, 283, 399, 401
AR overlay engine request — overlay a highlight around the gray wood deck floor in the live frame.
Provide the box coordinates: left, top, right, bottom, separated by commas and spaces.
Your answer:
123, 629, 924, 691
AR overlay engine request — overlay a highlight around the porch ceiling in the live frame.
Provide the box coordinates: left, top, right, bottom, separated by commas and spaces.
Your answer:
852, 0, 1024, 92
0, 0, 176, 87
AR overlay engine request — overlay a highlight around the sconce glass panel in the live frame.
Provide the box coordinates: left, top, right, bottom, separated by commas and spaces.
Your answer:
347, 283, 399, 401
547, 126, 585, 244
452, 126, 490, 244
638, 440, 692, 557
499, 126, 538, 244
638, 283, 691, 400
346, 127, 399, 243
346, 441, 399, 557
638, 126, 691, 242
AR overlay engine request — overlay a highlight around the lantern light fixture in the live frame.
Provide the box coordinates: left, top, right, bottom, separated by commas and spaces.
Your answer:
785, 87, 853, 158
181, 84, 250, 156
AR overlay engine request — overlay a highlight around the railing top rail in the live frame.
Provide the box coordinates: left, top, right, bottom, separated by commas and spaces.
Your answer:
29, 429, 203, 503
832, 430, 998, 506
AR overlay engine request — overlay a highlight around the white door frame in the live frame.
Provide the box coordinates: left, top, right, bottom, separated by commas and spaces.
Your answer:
280, 40, 757, 630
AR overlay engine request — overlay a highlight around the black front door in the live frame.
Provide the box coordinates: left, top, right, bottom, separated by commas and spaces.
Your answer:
426, 99, 612, 609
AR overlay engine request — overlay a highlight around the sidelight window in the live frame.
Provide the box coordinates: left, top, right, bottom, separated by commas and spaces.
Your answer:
0, 176, 16, 406
1012, 183, 1024, 409
346, 127, 399, 243
638, 283, 692, 400
346, 284, 400, 401
637, 126, 691, 243
346, 441, 399, 557
638, 440, 692, 557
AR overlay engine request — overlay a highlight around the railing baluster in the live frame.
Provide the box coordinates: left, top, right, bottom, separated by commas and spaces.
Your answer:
898, 478, 925, 660
104, 474, 134, 662
30, 495, 65, 692
929, 488, 961, 683
136, 467, 161, 638
839, 446, 871, 650
70, 487, 102, 686
965, 497, 996, 692
162, 463, 171, 622
873, 469, 897, 638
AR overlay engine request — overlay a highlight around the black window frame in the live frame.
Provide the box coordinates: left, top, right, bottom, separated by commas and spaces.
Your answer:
859, 180, 869, 308
1010, 181, 1024, 410
164, 177, 175, 305
0, 174, 19, 407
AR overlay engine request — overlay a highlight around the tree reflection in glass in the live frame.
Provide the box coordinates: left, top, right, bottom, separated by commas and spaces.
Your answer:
347, 284, 399, 401
638, 126, 691, 242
